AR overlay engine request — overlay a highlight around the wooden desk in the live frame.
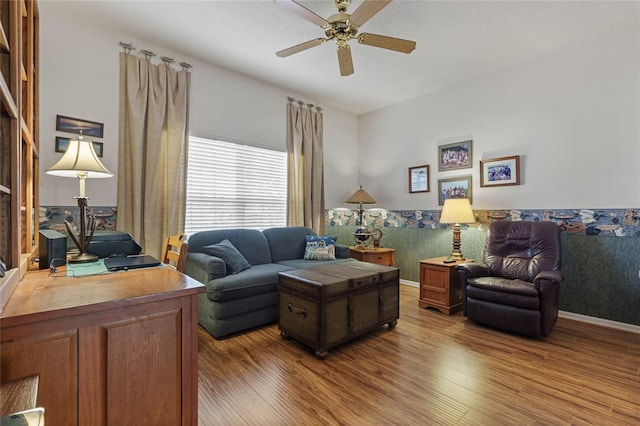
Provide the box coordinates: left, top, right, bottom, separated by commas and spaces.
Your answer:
1, 266, 205, 426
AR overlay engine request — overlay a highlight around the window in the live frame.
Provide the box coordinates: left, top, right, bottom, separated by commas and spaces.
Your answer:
185, 136, 287, 235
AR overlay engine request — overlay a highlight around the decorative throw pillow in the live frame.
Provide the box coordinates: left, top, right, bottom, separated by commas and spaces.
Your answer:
303, 235, 336, 260
203, 239, 251, 275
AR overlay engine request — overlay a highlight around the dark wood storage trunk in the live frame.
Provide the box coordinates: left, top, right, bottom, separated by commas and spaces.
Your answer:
278, 260, 400, 358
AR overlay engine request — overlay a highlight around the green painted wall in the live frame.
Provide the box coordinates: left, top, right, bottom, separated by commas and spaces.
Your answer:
329, 225, 640, 326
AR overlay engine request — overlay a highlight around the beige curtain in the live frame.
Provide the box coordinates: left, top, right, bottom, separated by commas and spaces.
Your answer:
117, 52, 191, 259
287, 99, 325, 234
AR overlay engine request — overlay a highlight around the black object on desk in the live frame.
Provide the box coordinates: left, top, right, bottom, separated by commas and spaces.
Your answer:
104, 254, 161, 271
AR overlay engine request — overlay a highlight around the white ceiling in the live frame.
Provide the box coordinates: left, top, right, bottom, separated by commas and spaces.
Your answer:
41, 0, 639, 115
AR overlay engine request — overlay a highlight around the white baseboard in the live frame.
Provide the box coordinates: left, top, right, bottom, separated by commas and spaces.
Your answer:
400, 280, 639, 334
400, 279, 419, 288
558, 310, 640, 334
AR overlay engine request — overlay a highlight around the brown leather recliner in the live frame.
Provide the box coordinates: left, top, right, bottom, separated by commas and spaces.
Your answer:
456, 221, 563, 337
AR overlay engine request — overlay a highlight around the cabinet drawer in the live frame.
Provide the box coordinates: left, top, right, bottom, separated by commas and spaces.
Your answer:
363, 252, 392, 265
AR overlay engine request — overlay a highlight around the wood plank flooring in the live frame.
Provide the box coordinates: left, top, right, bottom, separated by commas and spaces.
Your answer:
197, 285, 640, 425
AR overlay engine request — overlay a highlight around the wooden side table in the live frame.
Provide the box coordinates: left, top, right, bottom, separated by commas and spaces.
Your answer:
419, 256, 469, 315
349, 246, 396, 266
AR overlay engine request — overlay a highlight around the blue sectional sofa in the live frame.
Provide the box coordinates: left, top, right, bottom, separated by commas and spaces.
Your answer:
184, 226, 353, 338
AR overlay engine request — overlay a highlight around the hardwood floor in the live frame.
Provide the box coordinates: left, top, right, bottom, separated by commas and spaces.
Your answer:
197, 285, 640, 425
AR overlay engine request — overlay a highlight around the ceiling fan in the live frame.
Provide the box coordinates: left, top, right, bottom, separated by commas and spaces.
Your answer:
275, 0, 416, 76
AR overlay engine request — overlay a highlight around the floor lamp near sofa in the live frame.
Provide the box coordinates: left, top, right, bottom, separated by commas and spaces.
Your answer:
46, 135, 113, 263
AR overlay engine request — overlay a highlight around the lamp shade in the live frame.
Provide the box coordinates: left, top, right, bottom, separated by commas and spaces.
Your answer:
46, 137, 112, 179
440, 198, 475, 224
345, 186, 377, 205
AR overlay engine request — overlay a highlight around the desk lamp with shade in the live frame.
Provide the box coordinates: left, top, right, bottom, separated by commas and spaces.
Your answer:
439, 198, 475, 261
46, 134, 113, 263
345, 185, 377, 246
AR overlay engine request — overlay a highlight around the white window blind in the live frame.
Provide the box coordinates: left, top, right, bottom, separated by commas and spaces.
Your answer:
185, 136, 287, 235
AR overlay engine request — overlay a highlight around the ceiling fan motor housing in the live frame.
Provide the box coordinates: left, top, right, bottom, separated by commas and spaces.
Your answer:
325, 13, 359, 44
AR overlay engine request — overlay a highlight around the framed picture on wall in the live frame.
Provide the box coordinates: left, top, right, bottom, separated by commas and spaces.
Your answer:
56, 136, 104, 157
438, 176, 472, 205
438, 140, 472, 171
480, 155, 520, 187
408, 165, 430, 193
56, 114, 104, 138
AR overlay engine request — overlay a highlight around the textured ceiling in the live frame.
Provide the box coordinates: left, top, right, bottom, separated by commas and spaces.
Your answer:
40, 0, 639, 115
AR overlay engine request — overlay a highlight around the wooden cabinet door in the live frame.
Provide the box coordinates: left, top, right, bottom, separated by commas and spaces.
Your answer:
1, 328, 79, 425
102, 308, 183, 425
77, 298, 189, 426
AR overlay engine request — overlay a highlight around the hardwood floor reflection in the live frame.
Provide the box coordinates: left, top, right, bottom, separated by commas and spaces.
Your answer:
198, 285, 640, 425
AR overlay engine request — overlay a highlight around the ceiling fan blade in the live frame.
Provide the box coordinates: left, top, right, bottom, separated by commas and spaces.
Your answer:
276, 38, 326, 57
357, 33, 416, 54
348, 0, 393, 28
337, 44, 354, 76
275, 0, 329, 27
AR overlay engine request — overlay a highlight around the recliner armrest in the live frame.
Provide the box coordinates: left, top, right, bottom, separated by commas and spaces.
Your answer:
455, 262, 490, 278
534, 270, 563, 285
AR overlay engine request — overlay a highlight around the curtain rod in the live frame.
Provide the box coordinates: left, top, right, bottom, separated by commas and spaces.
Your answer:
119, 42, 192, 70
287, 96, 322, 112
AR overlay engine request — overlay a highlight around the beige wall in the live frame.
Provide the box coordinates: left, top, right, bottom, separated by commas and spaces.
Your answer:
38, 6, 359, 209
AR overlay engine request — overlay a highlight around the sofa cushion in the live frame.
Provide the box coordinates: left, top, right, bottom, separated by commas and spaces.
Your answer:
204, 263, 294, 302
466, 277, 540, 310
187, 228, 272, 265
303, 235, 337, 260
204, 239, 251, 275
263, 226, 316, 262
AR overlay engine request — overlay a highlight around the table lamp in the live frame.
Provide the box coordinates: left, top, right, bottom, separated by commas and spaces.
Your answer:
345, 186, 377, 246
46, 134, 113, 263
439, 198, 475, 261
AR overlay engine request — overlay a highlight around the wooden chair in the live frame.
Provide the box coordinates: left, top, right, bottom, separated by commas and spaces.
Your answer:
161, 233, 188, 272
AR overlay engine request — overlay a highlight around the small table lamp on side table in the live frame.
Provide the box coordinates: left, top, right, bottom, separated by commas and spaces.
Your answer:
345, 185, 377, 247
439, 198, 476, 262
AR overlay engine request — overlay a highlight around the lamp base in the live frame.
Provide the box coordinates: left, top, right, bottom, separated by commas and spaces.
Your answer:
68, 252, 98, 263
447, 223, 465, 262
65, 196, 98, 264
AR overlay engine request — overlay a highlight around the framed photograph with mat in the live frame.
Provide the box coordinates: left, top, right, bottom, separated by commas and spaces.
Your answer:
438, 176, 472, 205
480, 155, 520, 187
438, 140, 472, 171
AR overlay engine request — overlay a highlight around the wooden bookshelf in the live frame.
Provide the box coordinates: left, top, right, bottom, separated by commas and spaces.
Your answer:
0, 0, 39, 309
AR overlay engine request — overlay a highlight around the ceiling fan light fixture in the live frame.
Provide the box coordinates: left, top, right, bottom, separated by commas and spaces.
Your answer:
275, 0, 416, 76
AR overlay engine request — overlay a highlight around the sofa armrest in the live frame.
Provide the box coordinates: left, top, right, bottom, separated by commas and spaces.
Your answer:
335, 243, 350, 259
184, 252, 226, 284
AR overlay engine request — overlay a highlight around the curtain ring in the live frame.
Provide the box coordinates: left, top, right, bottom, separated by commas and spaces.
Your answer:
119, 41, 136, 54
140, 50, 155, 61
